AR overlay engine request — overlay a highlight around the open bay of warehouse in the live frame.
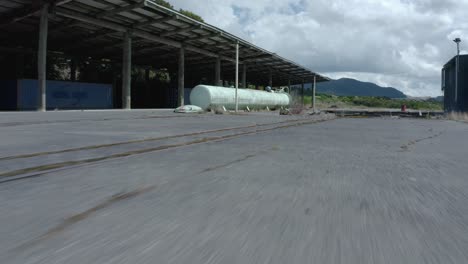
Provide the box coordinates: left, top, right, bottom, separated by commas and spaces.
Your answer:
1, 111, 468, 264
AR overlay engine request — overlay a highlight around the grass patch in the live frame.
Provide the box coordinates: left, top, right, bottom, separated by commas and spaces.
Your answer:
304, 94, 442, 110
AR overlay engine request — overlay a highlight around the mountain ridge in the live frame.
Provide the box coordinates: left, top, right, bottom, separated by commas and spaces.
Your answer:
313, 78, 407, 98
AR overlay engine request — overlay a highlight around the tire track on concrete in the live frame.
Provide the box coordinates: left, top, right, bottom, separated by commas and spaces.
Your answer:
0, 116, 335, 183
0, 118, 309, 161
13, 185, 157, 251
0, 124, 256, 161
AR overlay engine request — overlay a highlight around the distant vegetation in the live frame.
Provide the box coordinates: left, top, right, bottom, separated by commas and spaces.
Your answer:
314, 78, 407, 98
304, 93, 442, 110
154, 0, 205, 22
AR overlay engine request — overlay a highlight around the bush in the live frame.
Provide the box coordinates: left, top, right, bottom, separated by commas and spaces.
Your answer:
306, 93, 442, 110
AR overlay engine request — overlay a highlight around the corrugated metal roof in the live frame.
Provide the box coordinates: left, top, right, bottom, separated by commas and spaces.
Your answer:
0, 0, 329, 85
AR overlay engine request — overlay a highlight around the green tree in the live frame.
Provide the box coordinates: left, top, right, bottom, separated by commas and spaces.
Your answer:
179, 9, 204, 22
152, 1, 205, 22
154, 0, 173, 9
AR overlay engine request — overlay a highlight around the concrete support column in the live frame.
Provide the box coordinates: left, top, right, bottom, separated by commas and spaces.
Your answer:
301, 80, 305, 107
37, 3, 49, 111
268, 69, 273, 87
215, 56, 221, 86
242, 63, 247, 88
178, 45, 185, 107
122, 31, 132, 110
301, 80, 305, 108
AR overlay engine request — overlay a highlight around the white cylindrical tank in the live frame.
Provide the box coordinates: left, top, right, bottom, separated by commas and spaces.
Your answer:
190, 85, 291, 111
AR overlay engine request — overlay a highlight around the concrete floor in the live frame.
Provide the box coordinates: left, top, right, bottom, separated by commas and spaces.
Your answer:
1, 111, 468, 263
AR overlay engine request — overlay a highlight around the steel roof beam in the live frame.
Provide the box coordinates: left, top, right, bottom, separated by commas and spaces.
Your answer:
275, 65, 300, 70
241, 51, 266, 58
50, 1, 148, 33
244, 54, 274, 62
160, 25, 200, 37
52, 10, 174, 53
264, 61, 289, 67
60, 30, 117, 50
185, 32, 221, 43
132, 44, 171, 55
96, 1, 146, 18
133, 15, 178, 28
54, 7, 239, 63
0, 0, 72, 26
1, 0, 327, 81
288, 69, 309, 74
144, 0, 327, 80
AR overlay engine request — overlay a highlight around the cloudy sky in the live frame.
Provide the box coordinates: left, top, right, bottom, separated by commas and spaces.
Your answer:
168, 0, 468, 96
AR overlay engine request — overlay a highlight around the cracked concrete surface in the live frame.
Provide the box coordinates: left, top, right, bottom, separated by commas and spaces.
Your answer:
1, 112, 468, 264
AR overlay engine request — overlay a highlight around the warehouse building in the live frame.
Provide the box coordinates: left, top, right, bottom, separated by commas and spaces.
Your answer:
0, 0, 328, 111
442, 55, 468, 112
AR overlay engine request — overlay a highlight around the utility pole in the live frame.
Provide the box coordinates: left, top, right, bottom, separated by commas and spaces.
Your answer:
235, 41, 239, 112
313, 75, 317, 113
454, 38, 461, 104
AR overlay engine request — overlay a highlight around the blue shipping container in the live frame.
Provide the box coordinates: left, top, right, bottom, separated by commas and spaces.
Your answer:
0, 79, 113, 110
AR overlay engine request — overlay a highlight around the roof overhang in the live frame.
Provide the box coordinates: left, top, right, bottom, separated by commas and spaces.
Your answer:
0, 0, 330, 84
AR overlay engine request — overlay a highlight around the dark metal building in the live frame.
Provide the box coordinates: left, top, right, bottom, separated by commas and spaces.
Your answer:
442, 55, 468, 112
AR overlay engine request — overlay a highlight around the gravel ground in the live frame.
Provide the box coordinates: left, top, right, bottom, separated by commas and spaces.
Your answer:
1, 111, 468, 264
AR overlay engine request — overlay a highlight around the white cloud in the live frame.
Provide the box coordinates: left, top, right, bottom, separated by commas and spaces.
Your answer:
168, 0, 468, 96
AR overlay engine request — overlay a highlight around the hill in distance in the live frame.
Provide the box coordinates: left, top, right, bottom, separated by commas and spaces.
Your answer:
315, 78, 407, 99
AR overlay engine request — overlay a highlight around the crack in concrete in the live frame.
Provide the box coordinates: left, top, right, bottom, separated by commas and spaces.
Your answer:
400, 131, 444, 151
199, 154, 258, 174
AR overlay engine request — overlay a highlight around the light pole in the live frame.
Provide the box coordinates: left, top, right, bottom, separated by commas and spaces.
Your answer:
454, 38, 461, 103
235, 41, 239, 112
